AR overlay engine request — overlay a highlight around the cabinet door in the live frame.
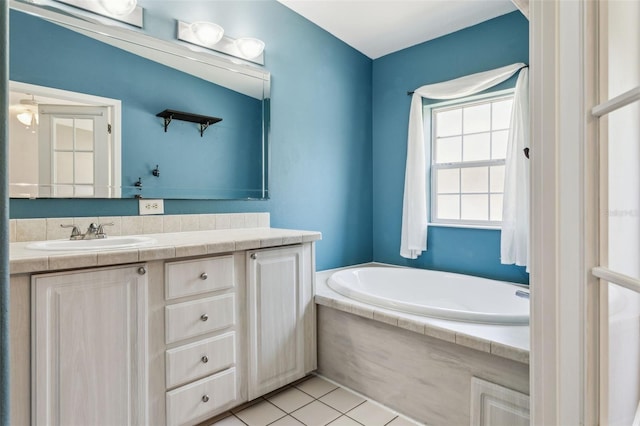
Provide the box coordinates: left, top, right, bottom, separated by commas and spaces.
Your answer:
247, 245, 310, 399
32, 265, 148, 426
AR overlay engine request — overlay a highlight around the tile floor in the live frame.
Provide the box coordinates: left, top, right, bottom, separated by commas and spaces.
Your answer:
208, 375, 424, 426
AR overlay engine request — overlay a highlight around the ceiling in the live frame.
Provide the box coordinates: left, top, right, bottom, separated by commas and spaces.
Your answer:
277, 0, 519, 59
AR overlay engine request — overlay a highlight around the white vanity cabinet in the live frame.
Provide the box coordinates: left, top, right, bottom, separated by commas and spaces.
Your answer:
164, 254, 243, 426
31, 264, 148, 426
247, 244, 317, 399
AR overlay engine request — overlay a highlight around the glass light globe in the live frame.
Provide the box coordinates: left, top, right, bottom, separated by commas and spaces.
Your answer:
235, 37, 265, 59
99, 0, 137, 17
190, 21, 224, 46
16, 111, 34, 127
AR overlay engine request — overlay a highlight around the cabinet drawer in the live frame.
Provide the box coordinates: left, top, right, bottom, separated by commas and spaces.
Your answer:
166, 368, 237, 426
165, 255, 234, 300
166, 294, 235, 344
166, 332, 236, 388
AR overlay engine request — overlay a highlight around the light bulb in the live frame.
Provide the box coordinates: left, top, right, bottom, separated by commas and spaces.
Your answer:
190, 21, 224, 46
235, 37, 265, 59
99, 0, 137, 17
16, 111, 33, 127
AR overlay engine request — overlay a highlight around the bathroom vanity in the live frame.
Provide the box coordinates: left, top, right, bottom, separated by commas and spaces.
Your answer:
9, 213, 320, 426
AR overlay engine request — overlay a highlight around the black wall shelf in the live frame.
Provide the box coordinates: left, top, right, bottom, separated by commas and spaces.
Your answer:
156, 109, 222, 137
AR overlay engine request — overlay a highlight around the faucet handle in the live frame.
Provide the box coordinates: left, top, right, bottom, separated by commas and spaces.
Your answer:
60, 224, 81, 239
97, 222, 114, 237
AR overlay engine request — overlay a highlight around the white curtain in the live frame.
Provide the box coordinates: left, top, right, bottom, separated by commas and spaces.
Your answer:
500, 68, 530, 271
400, 62, 527, 259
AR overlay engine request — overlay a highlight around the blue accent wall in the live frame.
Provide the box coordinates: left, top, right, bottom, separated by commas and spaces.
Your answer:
9, 1, 374, 271
371, 12, 530, 284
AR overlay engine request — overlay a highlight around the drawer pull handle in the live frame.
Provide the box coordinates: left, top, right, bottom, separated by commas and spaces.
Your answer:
202, 395, 210, 403
201, 355, 209, 363
200, 272, 208, 280
200, 314, 209, 322
250, 253, 257, 260
137, 267, 146, 275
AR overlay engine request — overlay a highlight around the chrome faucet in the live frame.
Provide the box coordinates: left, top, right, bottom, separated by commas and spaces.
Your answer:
60, 222, 114, 240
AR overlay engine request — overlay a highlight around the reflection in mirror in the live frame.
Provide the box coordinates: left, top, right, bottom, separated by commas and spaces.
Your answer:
9, 2, 270, 200
9, 81, 121, 198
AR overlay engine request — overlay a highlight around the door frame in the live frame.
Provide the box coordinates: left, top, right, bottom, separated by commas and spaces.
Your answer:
529, 0, 599, 425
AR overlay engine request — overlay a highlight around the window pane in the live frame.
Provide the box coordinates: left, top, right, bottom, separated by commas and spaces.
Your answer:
54, 152, 73, 183
461, 166, 488, 193
54, 118, 74, 150
55, 184, 74, 197
492, 99, 513, 130
436, 136, 462, 163
75, 119, 94, 151
490, 165, 505, 193
490, 194, 503, 221
492, 130, 509, 159
437, 168, 459, 193
75, 185, 94, 197
438, 195, 459, 220
75, 152, 94, 184
461, 194, 488, 220
463, 103, 491, 133
463, 133, 491, 161
436, 109, 462, 137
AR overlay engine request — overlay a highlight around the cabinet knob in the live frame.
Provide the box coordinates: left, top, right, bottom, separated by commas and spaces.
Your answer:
250, 253, 257, 260
200, 272, 208, 280
200, 314, 209, 322
201, 355, 209, 364
202, 395, 210, 403
137, 267, 146, 275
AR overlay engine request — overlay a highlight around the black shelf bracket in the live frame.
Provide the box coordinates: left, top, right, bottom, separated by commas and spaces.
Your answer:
156, 109, 222, 137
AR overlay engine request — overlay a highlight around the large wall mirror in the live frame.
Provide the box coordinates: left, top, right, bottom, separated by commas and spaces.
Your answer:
8, 1, 270, 200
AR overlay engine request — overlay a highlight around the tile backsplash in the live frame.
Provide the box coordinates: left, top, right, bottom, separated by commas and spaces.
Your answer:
10, 213, 270, 243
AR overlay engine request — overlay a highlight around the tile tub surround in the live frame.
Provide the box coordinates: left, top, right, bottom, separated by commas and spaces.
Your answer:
315, 266, 529, 425
10, 226, 321, 274
315, 265, 529, 364
9, 212, 271, 243
205, 375, 425, 426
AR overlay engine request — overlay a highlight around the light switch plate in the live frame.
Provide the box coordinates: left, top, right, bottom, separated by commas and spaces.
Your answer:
139, 199, 164, 215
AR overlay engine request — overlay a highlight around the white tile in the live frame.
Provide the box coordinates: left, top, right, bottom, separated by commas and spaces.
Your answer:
327, 416, 362, 426
229, 213, 245, 229
180, 214, 200, 231
235, 400, 286, 426
215, 214, 231, 229
346, 401, 397, 426
268, 387, 314, 413
142, 215, 163, 234
16, 218, 46, 242
295, 376, 338, 398
387, 415, 425, 426
199, 214, 217, 231
269, 415, 305, 426
211, 415, 245, 425
244, 213, 259, 228
163, 215, 181, 233
319, 388, 366, 414
291, 400, 341, 426
46, 217, 74, 240
9, 220, 16, 243
121, 216, 143, 235
97, 216, 122, 236
257, 212, 270, 227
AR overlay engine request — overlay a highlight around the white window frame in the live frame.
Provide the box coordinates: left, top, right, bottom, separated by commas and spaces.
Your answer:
428, 89, 514, 229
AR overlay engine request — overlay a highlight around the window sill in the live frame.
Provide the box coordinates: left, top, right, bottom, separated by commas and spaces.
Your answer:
428, 222, 502, 231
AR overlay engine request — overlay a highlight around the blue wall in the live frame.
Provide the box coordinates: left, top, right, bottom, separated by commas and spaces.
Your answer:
9, 1, 374, 271
371, 12, 530, 284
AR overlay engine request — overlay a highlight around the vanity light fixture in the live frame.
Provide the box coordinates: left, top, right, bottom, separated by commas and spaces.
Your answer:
177, 20, 265, 65
52, 0, 144, 27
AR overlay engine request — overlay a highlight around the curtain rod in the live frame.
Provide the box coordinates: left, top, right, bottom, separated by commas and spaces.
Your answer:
407, 65, 529, 95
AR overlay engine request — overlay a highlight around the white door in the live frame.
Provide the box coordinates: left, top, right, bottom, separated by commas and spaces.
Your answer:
593, 1, 640, 424
31, 265, 148, 426
247, 245, 306, 399
38, 104, 110, 198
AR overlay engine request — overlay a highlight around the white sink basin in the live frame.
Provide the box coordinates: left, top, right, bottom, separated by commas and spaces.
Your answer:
26, 236, 156, 251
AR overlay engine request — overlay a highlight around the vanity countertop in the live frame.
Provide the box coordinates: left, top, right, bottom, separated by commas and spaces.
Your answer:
10, 227, 322, 274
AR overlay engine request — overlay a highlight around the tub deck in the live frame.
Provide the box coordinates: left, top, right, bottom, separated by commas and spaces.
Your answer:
315, 264, 529, 364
